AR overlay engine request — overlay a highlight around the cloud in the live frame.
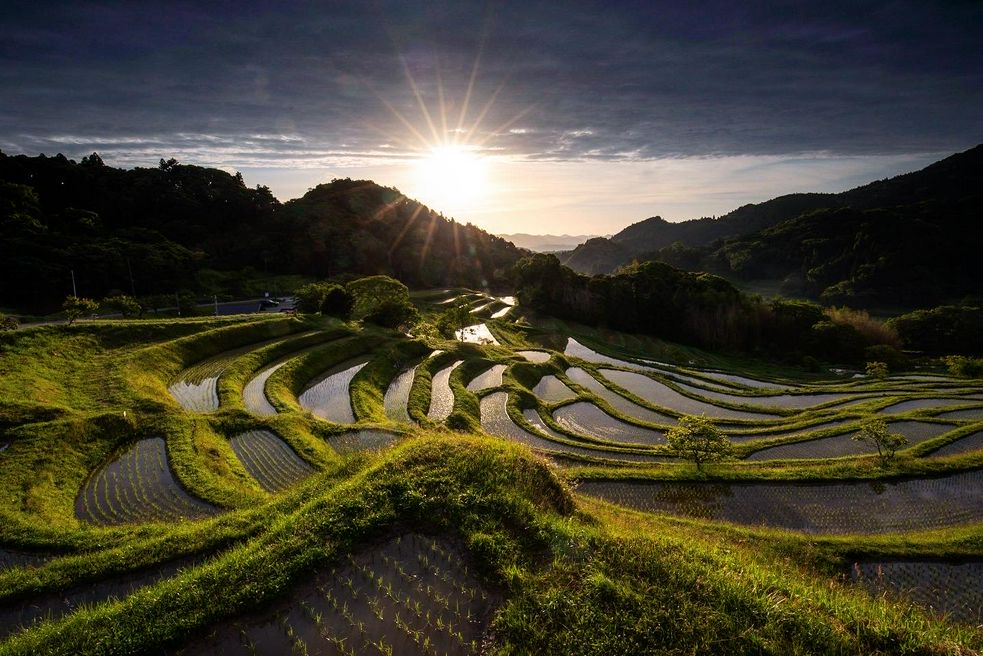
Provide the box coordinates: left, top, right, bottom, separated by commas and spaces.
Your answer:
1, 0, 980, 168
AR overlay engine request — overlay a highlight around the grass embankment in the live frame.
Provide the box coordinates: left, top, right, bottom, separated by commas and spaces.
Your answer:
1, 303, 982, 654
1, 437, 980, 655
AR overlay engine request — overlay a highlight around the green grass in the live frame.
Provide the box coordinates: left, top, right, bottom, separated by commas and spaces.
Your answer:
1, 300, 982, 654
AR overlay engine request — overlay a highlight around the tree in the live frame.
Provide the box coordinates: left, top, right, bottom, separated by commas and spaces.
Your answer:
364, 299, 418, 329
295, 282, 331, 314
347, 275, 411, 319
102, 294, 141, 317
0, 313, 18, 331
62, 296, 98, 325
438, 300, 472, 340
852, 419, 907, 464
322, 284, 354, 318
665, 415, 732, 471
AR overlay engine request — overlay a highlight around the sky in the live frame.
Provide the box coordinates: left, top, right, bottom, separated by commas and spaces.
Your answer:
1, 1, 980, 235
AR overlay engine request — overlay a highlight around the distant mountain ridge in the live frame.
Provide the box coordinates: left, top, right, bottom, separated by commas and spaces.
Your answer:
561, 144, 983, 308
0, 152, 523, 311
497, 232, 601, 252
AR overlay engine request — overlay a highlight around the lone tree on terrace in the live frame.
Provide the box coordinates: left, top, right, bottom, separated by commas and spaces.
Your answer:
666, 414, 733, 471
62, 296, 98, 325
852, 418, 908, 464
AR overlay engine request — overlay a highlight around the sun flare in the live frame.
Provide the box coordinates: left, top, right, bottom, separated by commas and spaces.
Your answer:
412, 144, 488, 214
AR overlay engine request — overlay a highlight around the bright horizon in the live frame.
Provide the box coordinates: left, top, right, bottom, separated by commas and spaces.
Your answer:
2, 2, 980, 236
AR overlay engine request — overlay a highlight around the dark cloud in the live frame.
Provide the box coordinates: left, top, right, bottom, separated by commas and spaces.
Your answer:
1, 0, 980, 166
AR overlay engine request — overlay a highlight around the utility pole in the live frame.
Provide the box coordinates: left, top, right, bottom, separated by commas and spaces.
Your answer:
71, 269, 77, 297
126, 257, 136, 297
175, 292, 181, 317
214, 295, 218, 316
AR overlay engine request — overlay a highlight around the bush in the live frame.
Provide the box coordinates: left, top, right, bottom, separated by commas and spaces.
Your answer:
944, 355, 983, 378
805, 320, 866, 363
0, 313, 19, 331
62, 295, 98, 325
864, 361, 888, 379
322, 285, 354, 318
364, 299, 418, 330
102, 294, 141, 317
295, 282, 354, 317
863, 344, 906, 371
888, 305, 983, 355
824, 307, 900, 348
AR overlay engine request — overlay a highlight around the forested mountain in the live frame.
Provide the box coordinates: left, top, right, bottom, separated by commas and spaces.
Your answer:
561, 144, 983, 308
0, 152, 523, 311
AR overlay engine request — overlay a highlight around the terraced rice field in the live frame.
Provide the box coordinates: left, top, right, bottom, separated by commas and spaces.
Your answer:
329, 430, 402, 455
428, 360, 464, 421
598, 368, 775, 420
568, 367, 678, 424
928, 431, 983, 457
936, 407, 983, 420
564, 337, 654, 370
579, 471, 983, 534
480, 393, 664, 464
7, 292, 983, 650
455, 323, 499, 345
745, 421, 953, 461
229, 430, 314, 492
242, 359, 290, 416
531, 375, 576, 402
517, 350, 550, 363
0, 555, 202, 639
554, 402, 665, 446
178, 533, 494, 655
879, 398, 981, 414
466, 364, 506, 391
852, 560, 983, 625
75, 437, 218, 525
384, 365, 420, 422
170, 342, 279, 412
298, 358, 370, 423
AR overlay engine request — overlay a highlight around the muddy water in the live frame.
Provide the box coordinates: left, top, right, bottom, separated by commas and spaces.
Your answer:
851, 560, 983, 625
328, 430, 401, 455
532, 375, 576, 402
567, 368, 676, 425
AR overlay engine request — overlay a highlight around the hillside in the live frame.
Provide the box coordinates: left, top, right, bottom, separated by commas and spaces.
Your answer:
562, 144, 983, 307
0, 153, 524, 312
1, 302, 982, 654
496, 233, 601, 252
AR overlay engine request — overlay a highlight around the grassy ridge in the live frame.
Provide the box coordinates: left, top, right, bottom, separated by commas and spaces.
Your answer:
1, 309, 983, 654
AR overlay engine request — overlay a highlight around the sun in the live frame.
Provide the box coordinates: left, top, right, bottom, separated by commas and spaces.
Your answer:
412, 144, 488, 214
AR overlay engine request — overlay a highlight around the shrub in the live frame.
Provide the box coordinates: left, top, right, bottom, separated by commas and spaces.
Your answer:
102, 294, 141, 317
888, 305, 983, 355
864, 361, 888, 379
824, 307, 900, 348
322, 285, 354, 318
62, 295, 98, 325
944, 355, 983, 378
863, 344, 906, 371
0, 313, 19, 331
806, 320, 866, 363
364, 299, 418, 330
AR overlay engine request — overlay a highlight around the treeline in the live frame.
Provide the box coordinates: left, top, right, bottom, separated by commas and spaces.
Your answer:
513, 254, 983, 365
0, 152, 523, 312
